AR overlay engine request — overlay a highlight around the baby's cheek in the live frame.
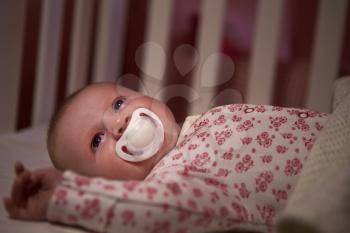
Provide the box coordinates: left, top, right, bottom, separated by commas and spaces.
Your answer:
129, 96, 154, 108
135, 96, 167, 113
94, 143, 117, 174
95, 145, 148, 180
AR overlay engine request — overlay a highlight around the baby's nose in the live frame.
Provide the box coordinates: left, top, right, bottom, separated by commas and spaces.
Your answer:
112, 118, 130, 139
115, 118, 128, 137
103, 113, 130, 139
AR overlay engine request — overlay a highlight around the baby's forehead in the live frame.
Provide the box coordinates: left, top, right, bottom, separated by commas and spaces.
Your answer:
83, 83, 118, 95
71, 84, 120, 104
60, 83, 144, 123
79, 83, 139, 98
62, 84, 141, 118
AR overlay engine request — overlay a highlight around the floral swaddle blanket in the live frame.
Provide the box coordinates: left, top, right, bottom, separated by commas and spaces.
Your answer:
48, 104, 328, 233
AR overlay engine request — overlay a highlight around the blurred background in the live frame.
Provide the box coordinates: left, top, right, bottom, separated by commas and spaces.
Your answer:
0, 0, 349, 133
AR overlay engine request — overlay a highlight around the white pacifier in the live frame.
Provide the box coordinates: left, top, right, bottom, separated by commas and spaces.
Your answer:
115, 108, 164, 162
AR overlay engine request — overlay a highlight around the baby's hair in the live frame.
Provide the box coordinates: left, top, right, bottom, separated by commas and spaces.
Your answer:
46, 87, 86, 170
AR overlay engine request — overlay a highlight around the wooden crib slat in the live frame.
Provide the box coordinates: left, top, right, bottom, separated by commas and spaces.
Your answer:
140, 0, 173, 97
0, 0, 26, 133
306, 0, 348, 112
246, 0, 284, 105
189, 0, 226, 115
32, 0, 64, 126
91, 0, 128, 83
66, 0, 95, 96
16, 0, 44, 130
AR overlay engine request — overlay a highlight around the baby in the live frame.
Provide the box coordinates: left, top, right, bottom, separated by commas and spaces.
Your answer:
4, 82, 329, 233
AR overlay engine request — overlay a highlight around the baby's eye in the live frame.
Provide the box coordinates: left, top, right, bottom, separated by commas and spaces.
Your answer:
91, 133, 104, 150
113, 98, 125, 111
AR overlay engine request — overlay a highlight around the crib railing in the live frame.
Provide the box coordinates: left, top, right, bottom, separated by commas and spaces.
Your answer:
0, 0, 348, 133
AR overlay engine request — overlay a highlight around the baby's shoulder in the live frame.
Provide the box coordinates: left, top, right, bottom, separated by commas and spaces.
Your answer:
201, 104, 328, 120
180, 104, 329, 140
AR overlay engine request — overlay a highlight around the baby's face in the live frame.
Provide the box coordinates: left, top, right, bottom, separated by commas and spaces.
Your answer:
53, 83, 179, 180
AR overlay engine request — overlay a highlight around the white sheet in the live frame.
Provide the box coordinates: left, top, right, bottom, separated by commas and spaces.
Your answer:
0, 119, 202, 233
0, 126, 85, 233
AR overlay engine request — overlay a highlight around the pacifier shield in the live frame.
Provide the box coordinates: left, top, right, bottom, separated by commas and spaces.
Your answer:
115, 108, 164, 162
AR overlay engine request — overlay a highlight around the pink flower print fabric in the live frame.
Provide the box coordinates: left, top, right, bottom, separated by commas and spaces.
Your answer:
47, 104, 328, 233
